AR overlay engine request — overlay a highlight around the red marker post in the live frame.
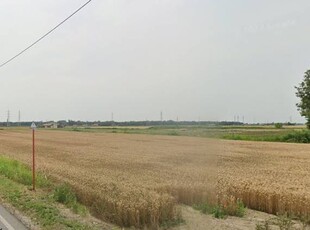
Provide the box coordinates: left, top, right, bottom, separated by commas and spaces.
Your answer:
31, 122, 37, 191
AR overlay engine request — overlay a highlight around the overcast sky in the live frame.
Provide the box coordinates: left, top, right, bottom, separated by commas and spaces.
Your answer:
0, 0, 310, 123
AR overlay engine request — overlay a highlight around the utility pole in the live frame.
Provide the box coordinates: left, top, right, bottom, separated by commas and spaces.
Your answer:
6, 110, 10, 127
160, 111, 163, 123
31, 122, 37, 191
18, 110, 21, 126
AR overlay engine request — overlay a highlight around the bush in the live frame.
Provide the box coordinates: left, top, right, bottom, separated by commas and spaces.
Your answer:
281, 130, 310, 143
275, 123, 283, 129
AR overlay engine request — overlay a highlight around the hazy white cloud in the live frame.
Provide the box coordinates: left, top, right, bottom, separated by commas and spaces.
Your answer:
0, 0, 309, 123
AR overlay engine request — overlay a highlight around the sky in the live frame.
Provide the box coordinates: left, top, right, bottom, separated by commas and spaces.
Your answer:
0, 0, 310, 123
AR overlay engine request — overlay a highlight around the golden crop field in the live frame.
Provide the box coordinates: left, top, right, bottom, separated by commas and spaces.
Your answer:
0, 129, 217, 228
0, 129, 310, 228
218, 140, 310, 217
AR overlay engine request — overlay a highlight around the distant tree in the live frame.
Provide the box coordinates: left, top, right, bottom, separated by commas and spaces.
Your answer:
274, 123, 283, 129
296, 70, 310, 129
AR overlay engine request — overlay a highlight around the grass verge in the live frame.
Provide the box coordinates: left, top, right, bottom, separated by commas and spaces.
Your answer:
0, 155, 105, 230
0, 155, 51, 187
53, 184, 88, 216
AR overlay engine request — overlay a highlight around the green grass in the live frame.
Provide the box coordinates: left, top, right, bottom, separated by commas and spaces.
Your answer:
223, 130, 310, 143
281, 130, 310, 143
53, 184, 88, 216
59, 125, 291, 138
0, 175, 94, 229
57, 125, 310, 143
0, 155, 99, 229
0, 155, 51, 187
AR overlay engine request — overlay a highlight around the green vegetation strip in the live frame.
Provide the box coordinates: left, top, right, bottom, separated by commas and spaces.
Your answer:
193, 200, 246, 219
222, 130, 310, 143
60, 125, 310, 143
0, 155, 97, 230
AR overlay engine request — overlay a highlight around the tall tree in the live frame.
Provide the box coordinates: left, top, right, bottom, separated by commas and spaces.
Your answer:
296, 70, 310, 129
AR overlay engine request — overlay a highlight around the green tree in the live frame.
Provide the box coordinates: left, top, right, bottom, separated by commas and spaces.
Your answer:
296, 70, 310, 129
274, 123, 283, 129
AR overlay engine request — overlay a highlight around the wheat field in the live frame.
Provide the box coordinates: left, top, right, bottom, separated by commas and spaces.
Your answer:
0, 129, 310, 227
0, 129, 217, 228
217, 140, 310, 218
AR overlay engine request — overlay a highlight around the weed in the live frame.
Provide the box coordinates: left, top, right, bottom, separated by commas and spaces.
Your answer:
272, 214, 294, 230
194, 199, 246, 219
160, 216, 185, 229
54, 184, 88, 216
193, 203, 214, 215
255, 214, 310, 230
256, 221, 270, 230
212, 205, 227, 219
54, 184, 77, 204
229, 199, 246, 217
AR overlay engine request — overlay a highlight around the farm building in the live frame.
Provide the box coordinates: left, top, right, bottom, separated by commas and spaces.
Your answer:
43, 122, 58, 129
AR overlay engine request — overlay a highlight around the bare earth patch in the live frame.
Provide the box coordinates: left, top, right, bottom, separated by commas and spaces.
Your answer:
173, 206, 308, 230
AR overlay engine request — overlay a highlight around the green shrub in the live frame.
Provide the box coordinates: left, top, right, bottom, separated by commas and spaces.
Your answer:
194, 199, 246, 219
275, 123, 283, 129
231, 199, 246, 217
53, 184, 87, 215
281, 130, 310, 143
213, 205, 226, 219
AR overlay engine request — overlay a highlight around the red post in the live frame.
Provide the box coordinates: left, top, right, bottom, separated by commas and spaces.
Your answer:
32, 128, 35, 191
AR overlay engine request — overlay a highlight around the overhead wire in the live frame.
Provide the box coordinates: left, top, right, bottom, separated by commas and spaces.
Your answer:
0, 0, 93, 68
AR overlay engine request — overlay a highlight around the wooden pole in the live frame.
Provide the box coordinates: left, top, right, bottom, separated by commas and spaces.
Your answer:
32, 128, 35, 191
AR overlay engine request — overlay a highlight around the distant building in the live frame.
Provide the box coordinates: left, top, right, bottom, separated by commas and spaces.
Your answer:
43, 122, 58, 129
57, 120, 67, 128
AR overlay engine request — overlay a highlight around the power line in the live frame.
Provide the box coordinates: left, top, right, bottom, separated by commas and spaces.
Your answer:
0, 0, 93, 69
